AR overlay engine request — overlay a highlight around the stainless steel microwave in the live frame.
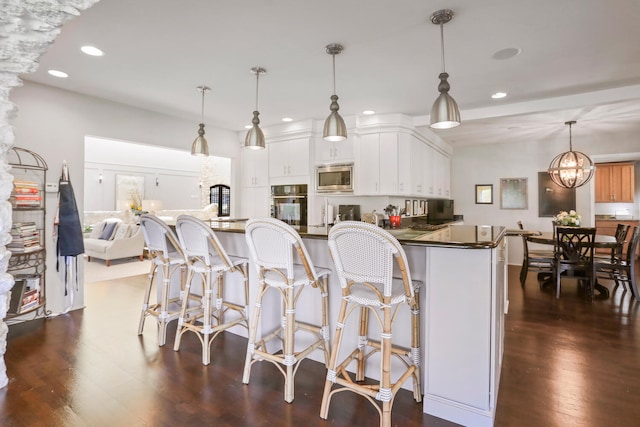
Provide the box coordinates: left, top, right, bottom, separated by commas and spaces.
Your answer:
316, 163, 353, 193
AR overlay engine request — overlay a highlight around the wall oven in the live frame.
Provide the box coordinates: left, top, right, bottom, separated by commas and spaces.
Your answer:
270, 184, 307, 227
316, 163, 353, 193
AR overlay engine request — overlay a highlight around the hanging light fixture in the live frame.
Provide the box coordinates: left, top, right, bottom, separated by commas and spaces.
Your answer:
191, 85, 210, 156
245, 67, 266, 149
547, 121, 594, 189
323, 43, 347, 142
429, 9, 461, 129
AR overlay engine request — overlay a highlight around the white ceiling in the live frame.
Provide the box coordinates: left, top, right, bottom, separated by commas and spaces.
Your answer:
22, 0, 640, 148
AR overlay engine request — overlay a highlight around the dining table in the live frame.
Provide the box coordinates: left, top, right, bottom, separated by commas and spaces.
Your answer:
526, 231, 618, 298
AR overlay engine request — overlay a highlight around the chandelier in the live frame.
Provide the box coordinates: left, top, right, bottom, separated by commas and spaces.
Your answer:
547, 121, 594, 189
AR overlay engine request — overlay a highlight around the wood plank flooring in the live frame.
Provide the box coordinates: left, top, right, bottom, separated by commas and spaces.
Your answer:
1, 263, 639, 426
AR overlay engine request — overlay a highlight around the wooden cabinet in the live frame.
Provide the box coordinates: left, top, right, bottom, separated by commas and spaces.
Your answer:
595, 162, 635, 203
7, 147, 48, 318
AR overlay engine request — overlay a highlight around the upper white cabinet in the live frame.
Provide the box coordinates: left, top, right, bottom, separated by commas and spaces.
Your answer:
355, 133, 399, 195
432, 149, 451, 198
269, 138, 310, 179
315, 137, 354, 163
242, 146, 269, 188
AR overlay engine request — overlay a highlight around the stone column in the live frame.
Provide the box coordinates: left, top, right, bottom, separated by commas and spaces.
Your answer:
0, 0, 99, 389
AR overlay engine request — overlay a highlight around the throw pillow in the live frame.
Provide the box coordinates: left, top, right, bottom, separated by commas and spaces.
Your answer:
111, 223, 129, 240
89, 222, 105, 239
98, 221, 117, 240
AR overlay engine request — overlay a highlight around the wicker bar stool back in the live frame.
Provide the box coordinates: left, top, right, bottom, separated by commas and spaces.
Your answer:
173, 215, 249, 365
243, 217, 331, 403
320, 221, 422, 427
138, 214, 188, 346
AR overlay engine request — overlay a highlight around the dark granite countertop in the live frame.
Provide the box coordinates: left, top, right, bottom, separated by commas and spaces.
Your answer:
208, 220, 506, 249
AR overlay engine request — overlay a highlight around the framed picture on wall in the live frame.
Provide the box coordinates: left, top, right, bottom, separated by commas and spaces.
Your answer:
475, 184, 493, 204
500, 178, 528, 209
413, 200, 419, 216
405, 200, 412, 216
116, 174, 144, 210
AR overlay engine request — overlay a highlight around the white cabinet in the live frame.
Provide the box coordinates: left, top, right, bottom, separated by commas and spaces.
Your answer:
432, 149, 451, 198
315, 137, 354, 163
242, 147, 269, 188
240, 186, 270, 219
397, 133, 412, 195
354, 133, 398, 195
409, 136, 427, 196
423, 237, 506, 427
269, 138, 310, 179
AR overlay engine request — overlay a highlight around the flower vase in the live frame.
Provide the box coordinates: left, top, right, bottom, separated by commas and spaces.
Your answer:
389, 215, 401, 229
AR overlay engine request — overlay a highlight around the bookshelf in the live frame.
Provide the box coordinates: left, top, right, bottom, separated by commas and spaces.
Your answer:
7, 147, 48, 318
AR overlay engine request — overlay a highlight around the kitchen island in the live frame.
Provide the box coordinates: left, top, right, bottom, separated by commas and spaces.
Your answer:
208, 220, 507, 427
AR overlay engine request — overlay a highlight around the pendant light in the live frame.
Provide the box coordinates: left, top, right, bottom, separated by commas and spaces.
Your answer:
429, 9, 461, 129
245, 67, 266, 149
191, 85, 210, 156
547, 121, 594, 188
323, 43, 347, 142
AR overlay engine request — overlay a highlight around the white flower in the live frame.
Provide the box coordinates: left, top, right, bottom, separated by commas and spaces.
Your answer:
554, 210, 581, 226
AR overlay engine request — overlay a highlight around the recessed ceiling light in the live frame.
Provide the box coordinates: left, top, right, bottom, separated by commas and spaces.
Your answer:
491, 92, 507, 99
81, 45, 104, 56
281, 117, 293, 122
362, 110, 376, 115
244, 124, 253, 129
492, 47, 521, 60
48, 69, 68, 78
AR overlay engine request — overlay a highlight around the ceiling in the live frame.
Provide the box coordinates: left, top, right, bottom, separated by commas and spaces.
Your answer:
22, 0, 640, 148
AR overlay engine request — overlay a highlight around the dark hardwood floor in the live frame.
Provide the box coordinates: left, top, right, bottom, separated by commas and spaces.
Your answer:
1, 262, 639, 427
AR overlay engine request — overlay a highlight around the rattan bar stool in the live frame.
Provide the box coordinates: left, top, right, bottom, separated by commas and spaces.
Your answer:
138, 214, 190, 346
173, 215, 249, 365
243, 217, 331, 403
320, 221, 422, 427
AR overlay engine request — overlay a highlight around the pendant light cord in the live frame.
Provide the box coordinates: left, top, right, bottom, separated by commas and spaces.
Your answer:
255, 71, 260, 110
568, 122, 573, 151
332, 53, 337, 95
200, 89, 205, 124
440, 23, 446, 73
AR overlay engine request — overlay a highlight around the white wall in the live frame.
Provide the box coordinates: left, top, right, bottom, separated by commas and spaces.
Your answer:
10, 81, 242, 314
451, 131, 640, 265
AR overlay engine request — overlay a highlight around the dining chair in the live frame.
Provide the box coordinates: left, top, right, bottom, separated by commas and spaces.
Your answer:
138, 214, 189, 346
595, 226, 639, 301
243, 217, 331, 403
554, 227, 597, 300
320, 221, 422, 427
517, 221, 555, 287
594, 223, 630, 263
173, 215, 249, 365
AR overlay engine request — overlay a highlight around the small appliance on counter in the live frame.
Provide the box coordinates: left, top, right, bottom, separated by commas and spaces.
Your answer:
338, 204, 360, 222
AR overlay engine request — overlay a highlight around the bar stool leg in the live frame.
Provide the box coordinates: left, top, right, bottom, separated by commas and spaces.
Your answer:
410, 292, 422, 402
201, 270, 213, 365
283, 283, 295, 403
320, 276, 330, 365
320, 291, 349, 420
243, 279, 267, 385
356, 306, 369, 381
173, 267, 196, 352
157, 262, 171, 346
380, 305, 393, 427
138, 262, 157, 335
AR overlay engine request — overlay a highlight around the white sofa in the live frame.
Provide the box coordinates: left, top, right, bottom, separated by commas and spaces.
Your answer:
84, 219, 145, 266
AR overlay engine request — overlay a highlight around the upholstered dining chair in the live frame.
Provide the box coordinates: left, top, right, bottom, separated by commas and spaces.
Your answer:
554, 227, 597, 300
595, 226, 639, 301
517, 221, 555, 286
243, 217, 331, 403
173, 215, 249, 365
320, 221, 422, 427
138, 214, 189, 346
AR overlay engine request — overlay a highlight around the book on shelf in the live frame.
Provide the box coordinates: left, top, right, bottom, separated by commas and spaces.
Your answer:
8, 277, 41, 314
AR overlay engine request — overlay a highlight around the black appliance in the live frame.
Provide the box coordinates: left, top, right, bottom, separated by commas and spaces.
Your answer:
427, 199, 454, 224
338, 204, 360, 221
270, 184, 308, 227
